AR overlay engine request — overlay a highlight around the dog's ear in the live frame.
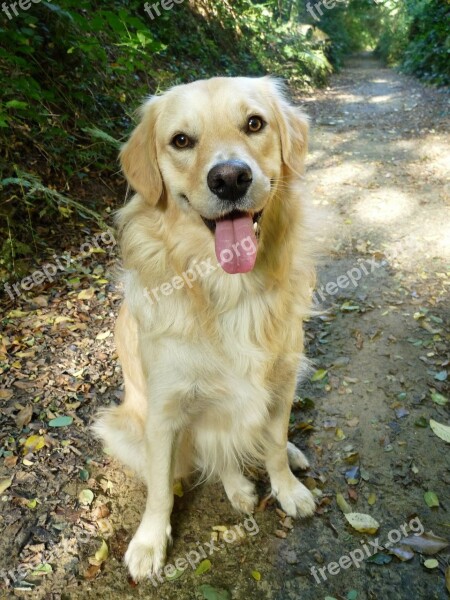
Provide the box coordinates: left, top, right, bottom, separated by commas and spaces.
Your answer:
266, 78, 309, 176
120, 97, 163, 205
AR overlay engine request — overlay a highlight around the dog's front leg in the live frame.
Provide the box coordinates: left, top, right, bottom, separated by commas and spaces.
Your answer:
266, 363, 316, 519
124, 418, 177, 582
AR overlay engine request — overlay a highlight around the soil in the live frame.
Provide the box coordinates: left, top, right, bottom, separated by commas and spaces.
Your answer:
0, 54, 449, 600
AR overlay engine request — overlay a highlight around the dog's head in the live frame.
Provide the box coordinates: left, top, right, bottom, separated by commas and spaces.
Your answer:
120, 76, 308, 274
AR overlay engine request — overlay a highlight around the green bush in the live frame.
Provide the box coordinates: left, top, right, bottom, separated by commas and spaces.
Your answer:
376, 0, 450, 85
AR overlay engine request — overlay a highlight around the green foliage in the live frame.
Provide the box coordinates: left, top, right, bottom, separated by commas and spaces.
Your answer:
377, 0, 450, 85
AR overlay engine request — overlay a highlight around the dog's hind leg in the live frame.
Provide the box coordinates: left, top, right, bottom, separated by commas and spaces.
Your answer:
92, 303, 148, 475
221, 466, 258, 514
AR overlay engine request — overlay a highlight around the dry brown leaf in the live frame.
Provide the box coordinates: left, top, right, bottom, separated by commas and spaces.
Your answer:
15, 404, 33, 429
399, 532, 448, 555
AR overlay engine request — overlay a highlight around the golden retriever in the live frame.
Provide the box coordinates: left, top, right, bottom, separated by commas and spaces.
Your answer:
93, 76, 317, 582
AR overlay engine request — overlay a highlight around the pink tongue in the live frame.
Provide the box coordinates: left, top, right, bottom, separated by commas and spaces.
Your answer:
214, 214, 258, 274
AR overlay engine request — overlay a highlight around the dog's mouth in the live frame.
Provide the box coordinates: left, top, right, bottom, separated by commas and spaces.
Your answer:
201, 209, 263, 275
201, 209, 263, 234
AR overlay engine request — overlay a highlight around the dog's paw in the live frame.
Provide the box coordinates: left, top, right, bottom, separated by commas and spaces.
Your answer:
223, 475, 258, 514
276, 479, 316, 518
124, 525, 170, 582
287, 441, 310, 470
229, 485, 258, 514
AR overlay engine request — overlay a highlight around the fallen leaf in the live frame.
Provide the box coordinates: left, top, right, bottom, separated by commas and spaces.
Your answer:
251, 570, 261, 581
78, 288, 95, 300
424, 559, 439, 569
0, 389, 13, 400
165, 567, 185, 581
367, 493, 377, 506
48, 415, 73, 428
23, 434, 45, 453
388, 545, 415, 561
198, 584, 231, 600
195, 559, 211, 576
345, 512, 380, 534
335, 427, 346, 441
275, 529, 287, 538
366, 552, 392, 565
96, 330, 111, 341
4, 455, 18, 468
431, 392, 448, 406
31, 563, 52, 576
173, 480, 184, 497
434, 370, 447, 382
15, 404, 33, 429
311, 369, 328, 382
95, 539, 109, 564
0, 478, 12, 494
345, 466, 360, 485
430, 419, 450, 443
84, 564, 101, 580
399, 532, 448, 555
336, 493, 352, 514
424, 491, 439, 508
79, 489, 94, 505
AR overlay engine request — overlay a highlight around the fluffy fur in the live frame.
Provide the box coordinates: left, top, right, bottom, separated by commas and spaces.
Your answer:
93, 76, 317, 582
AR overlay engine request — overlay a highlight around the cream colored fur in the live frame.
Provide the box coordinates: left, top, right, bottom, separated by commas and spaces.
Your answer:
93, 76, 318, 582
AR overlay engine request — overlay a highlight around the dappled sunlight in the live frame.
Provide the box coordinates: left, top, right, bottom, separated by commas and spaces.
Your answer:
369, 94, 397, 103
308, 161, 376, 189
354, 188, 414, 224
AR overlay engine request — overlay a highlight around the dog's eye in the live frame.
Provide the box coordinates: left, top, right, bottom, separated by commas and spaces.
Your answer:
247, 116, 265, 134
172, 134, 191, 149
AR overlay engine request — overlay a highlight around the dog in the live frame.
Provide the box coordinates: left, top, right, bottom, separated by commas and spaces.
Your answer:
93, 76, 317, 582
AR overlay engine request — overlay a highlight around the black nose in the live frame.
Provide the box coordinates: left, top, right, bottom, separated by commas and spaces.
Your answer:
207, 160, 253, 202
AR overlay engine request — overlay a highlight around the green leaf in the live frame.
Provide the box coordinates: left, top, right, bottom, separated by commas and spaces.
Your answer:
311, 369, 327, 382
424, 491, 439, 508
430, 419, 450, 443
165, 567, 185, 581
79, 489, 94, 505
81, 127, 121, 148
198, 584, 231, 600
5, 100, 28, 109
31, 563, 53, 576
0, 478, 12, 494
431, 392, 448, 406
48, 416, 73, 427
95, 539, 109, 563
366, 552, 392, 565
434, 370, 447, 381
195, 559, 212, 576
79, 469, 89, 481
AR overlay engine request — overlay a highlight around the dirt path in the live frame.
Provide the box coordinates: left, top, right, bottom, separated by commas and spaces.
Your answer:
1, 54, 449, 600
